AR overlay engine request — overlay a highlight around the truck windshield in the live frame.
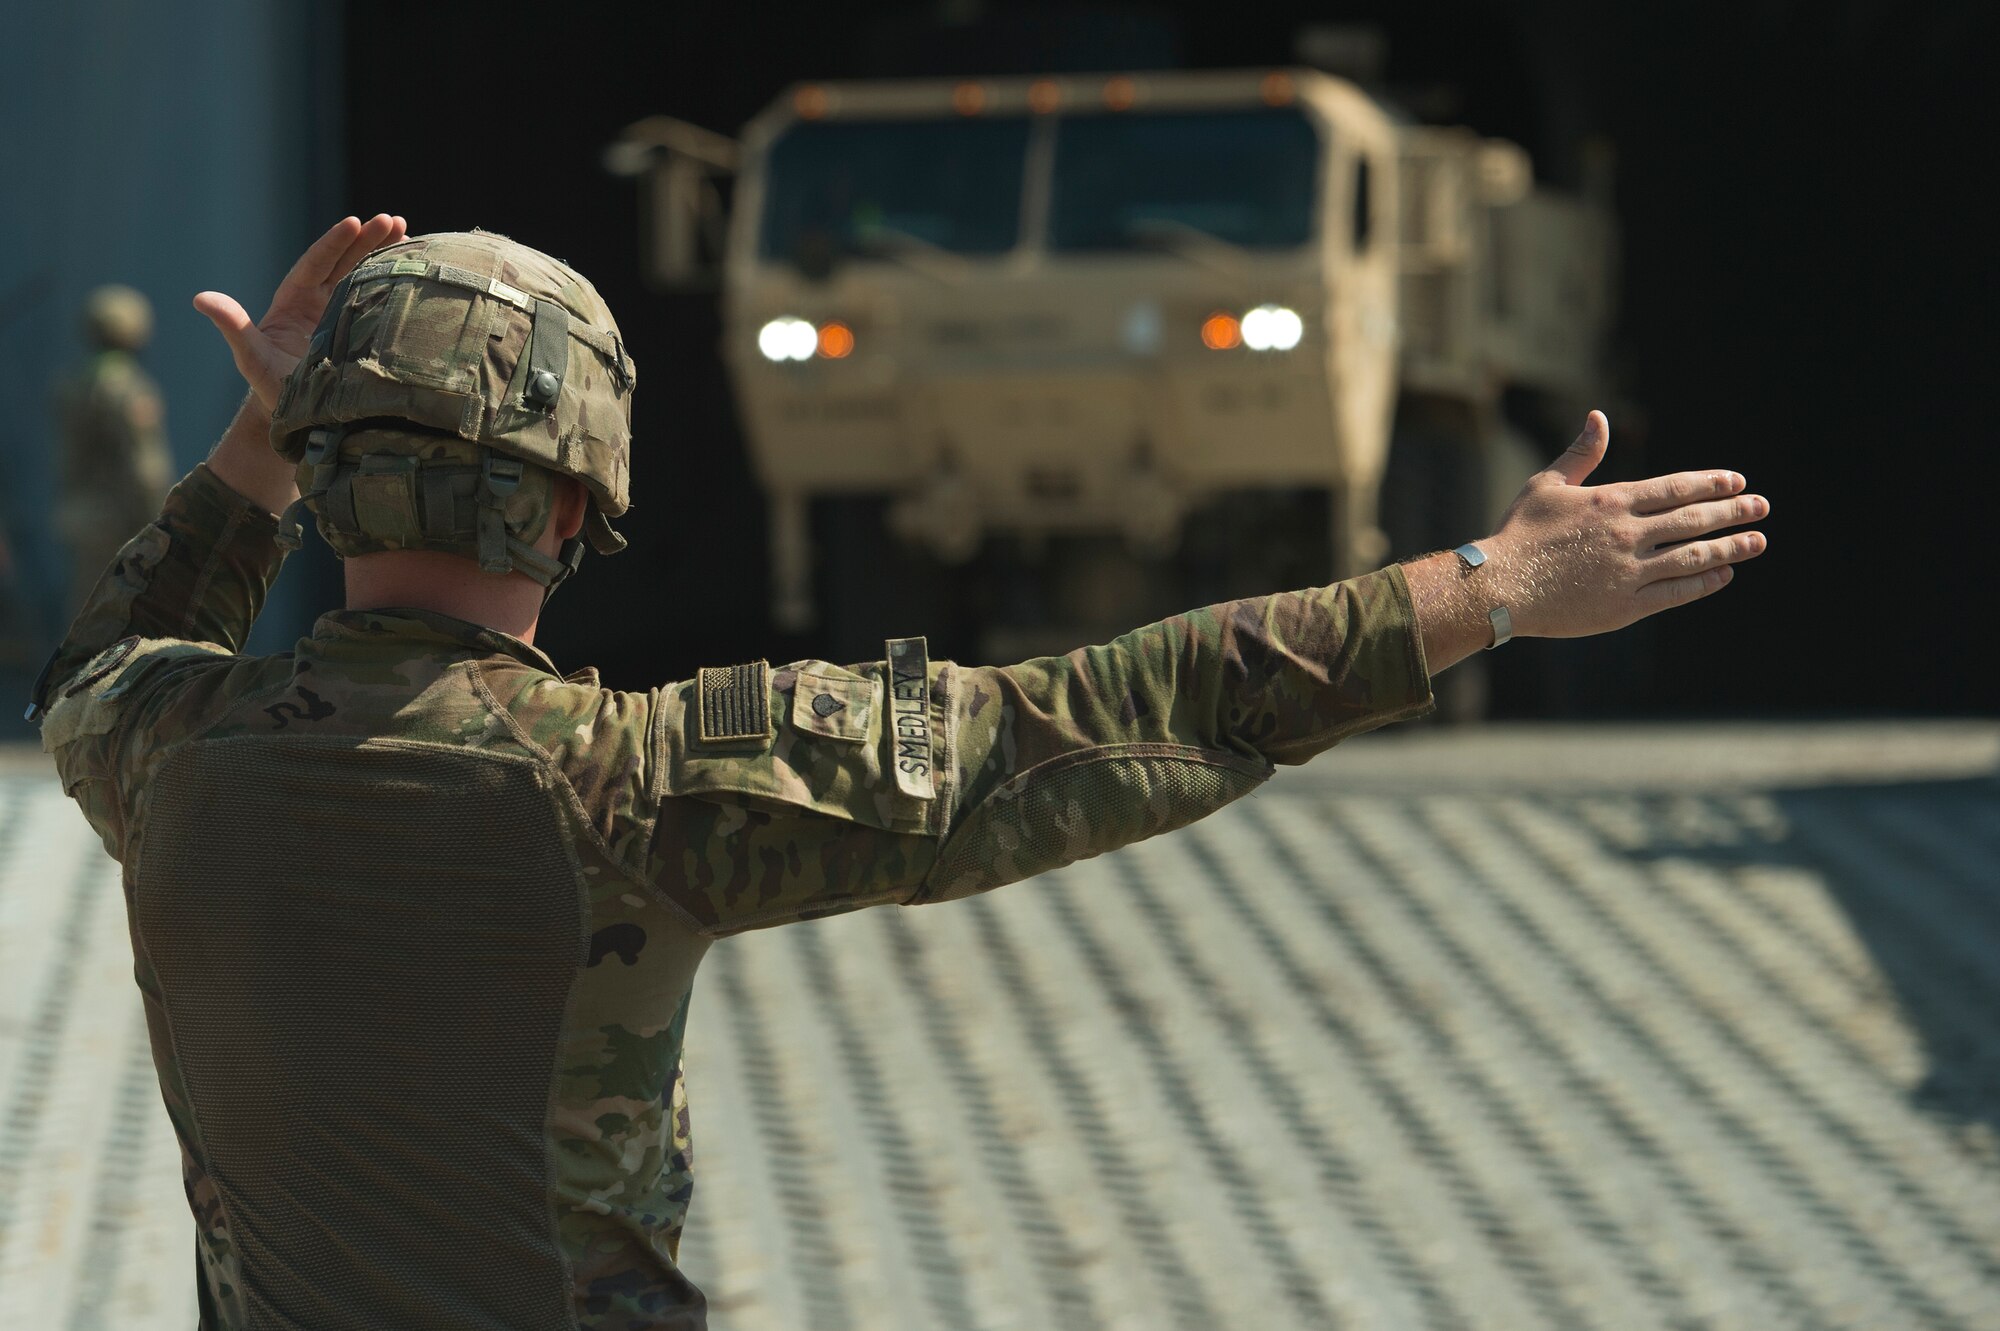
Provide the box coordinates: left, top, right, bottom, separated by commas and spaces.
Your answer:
1048, 108, 1321, 252
759, 117, 1032, 263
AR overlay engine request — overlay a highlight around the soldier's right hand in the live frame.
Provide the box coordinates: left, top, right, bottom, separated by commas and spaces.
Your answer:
1479, 411, 1769, 639
193, 214, 407, 413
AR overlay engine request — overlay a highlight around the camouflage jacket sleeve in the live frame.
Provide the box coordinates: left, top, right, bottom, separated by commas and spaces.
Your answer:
917, 564, 1432, 902
652, 566, 1430, 933
34, 465, 286, 845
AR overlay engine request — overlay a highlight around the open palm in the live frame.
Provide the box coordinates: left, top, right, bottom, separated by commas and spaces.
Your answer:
193, 213, 407, 412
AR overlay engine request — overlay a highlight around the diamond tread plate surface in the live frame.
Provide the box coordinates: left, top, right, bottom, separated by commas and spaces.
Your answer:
2, 725, 1997, 1330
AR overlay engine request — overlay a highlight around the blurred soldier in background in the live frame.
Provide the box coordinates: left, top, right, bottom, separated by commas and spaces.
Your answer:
31, 217, 1767, 1330
55, 284, 174, 618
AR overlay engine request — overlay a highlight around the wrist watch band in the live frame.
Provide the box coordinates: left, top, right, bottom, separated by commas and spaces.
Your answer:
1452, 542, 1514, 649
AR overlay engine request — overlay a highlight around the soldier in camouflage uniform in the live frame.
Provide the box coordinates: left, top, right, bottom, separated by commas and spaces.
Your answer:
55, 284, 175, 618
31, 216, 1768, 1330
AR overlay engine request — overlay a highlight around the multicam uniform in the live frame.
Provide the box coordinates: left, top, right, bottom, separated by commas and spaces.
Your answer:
36, 461, 1433, 1329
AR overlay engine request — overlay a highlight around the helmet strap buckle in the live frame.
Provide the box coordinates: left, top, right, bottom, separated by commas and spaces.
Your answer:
302, 428, 343, 496
274, 500, 309, 553
476, 452, 525, 573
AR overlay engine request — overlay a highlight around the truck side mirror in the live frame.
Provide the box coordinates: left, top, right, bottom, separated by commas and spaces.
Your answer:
604, 117, 740, 292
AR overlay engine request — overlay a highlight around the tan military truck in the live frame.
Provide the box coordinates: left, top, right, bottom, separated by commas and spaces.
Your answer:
609, 68, 1615, 670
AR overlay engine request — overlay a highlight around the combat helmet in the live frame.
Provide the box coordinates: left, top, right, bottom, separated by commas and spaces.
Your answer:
269, 230, 637, 589
83, 285, 154, 351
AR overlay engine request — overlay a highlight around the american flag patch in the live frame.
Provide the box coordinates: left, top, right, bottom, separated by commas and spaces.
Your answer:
697, 661, 771, 745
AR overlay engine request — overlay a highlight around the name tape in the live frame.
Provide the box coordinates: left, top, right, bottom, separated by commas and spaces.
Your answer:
885, 637, 934, 801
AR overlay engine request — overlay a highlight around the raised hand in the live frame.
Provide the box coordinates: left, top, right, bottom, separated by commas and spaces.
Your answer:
1482, 411, 1769, 638
194, 214, 407, 413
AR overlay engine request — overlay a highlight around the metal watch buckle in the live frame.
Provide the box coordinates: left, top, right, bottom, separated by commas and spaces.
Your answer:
1454, 543, 1511, 648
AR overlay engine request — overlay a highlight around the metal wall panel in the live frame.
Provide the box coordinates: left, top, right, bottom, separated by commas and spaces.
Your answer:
0, 0, 342, 707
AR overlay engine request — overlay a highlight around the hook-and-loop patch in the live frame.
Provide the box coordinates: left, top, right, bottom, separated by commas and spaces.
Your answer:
885, 638, 933, 801
696, 661, 771, 745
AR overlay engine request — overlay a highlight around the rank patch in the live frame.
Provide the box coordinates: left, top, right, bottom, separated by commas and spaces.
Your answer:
697, 661, 771, 744
792, 669, 873, 741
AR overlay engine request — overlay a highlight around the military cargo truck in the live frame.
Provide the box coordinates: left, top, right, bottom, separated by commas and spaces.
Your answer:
609, 68, 1616, 673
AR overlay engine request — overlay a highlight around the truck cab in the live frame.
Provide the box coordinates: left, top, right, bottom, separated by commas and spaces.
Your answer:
614, 68, 1613, 659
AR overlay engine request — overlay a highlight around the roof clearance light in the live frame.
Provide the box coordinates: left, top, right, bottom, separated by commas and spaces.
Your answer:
1260, 72, 1296, 106
794, 85, 830, 119
1240, 304, 1303, 352
1103, 76, 1137, 111
1027, 79, 1061, 114
759, 317, 819, 362
817, 321, 855, 359
1200, 312, 1242, 350
952, 82, 986, 116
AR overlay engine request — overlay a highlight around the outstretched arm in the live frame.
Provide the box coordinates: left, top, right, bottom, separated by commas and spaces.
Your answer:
918, 409, 1766, 902
651, 410, 1768, 930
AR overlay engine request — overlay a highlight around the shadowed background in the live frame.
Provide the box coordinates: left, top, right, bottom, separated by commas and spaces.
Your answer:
3, 0, 1991, 722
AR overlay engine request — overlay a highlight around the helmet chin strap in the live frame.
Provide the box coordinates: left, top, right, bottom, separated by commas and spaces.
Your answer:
503, 534, 588, 606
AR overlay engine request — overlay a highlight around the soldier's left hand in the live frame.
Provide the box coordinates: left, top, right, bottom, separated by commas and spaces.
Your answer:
1481, 411, 1768, 638
193, 214, 407, 414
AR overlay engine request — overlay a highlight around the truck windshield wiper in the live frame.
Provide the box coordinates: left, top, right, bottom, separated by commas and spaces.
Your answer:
848, 225, 973, 283
1121, 217, 1248, 276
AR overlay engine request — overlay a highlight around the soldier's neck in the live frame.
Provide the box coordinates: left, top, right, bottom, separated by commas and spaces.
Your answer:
343, 551, 545, 646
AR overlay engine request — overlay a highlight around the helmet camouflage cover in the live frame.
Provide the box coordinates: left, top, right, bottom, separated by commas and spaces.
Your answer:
270, 230, 637, 584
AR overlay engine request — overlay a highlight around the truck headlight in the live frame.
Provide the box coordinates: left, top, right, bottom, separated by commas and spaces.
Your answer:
1240, 304, 1303, 352
758, 317, 819, 362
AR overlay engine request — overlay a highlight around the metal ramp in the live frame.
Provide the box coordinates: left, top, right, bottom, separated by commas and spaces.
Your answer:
3, 725, 1998, 1329
0, 771, 192, 1329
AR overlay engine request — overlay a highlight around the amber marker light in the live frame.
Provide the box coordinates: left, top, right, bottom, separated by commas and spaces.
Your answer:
952, 82, 986, 116
1027, 79, 1061, 114
1200, 312, 1242, 350
794, 85, 829, 119
1260, 71, 1295, 106
1103, 76, 1137, 111
817, 321, 855, 359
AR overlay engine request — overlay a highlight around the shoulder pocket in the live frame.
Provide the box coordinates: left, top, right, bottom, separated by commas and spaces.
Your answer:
661, 660, 937, 837
40, 638, 231, 756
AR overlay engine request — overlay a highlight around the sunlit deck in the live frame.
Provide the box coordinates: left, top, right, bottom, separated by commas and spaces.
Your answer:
5, 722, 1997, 1330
